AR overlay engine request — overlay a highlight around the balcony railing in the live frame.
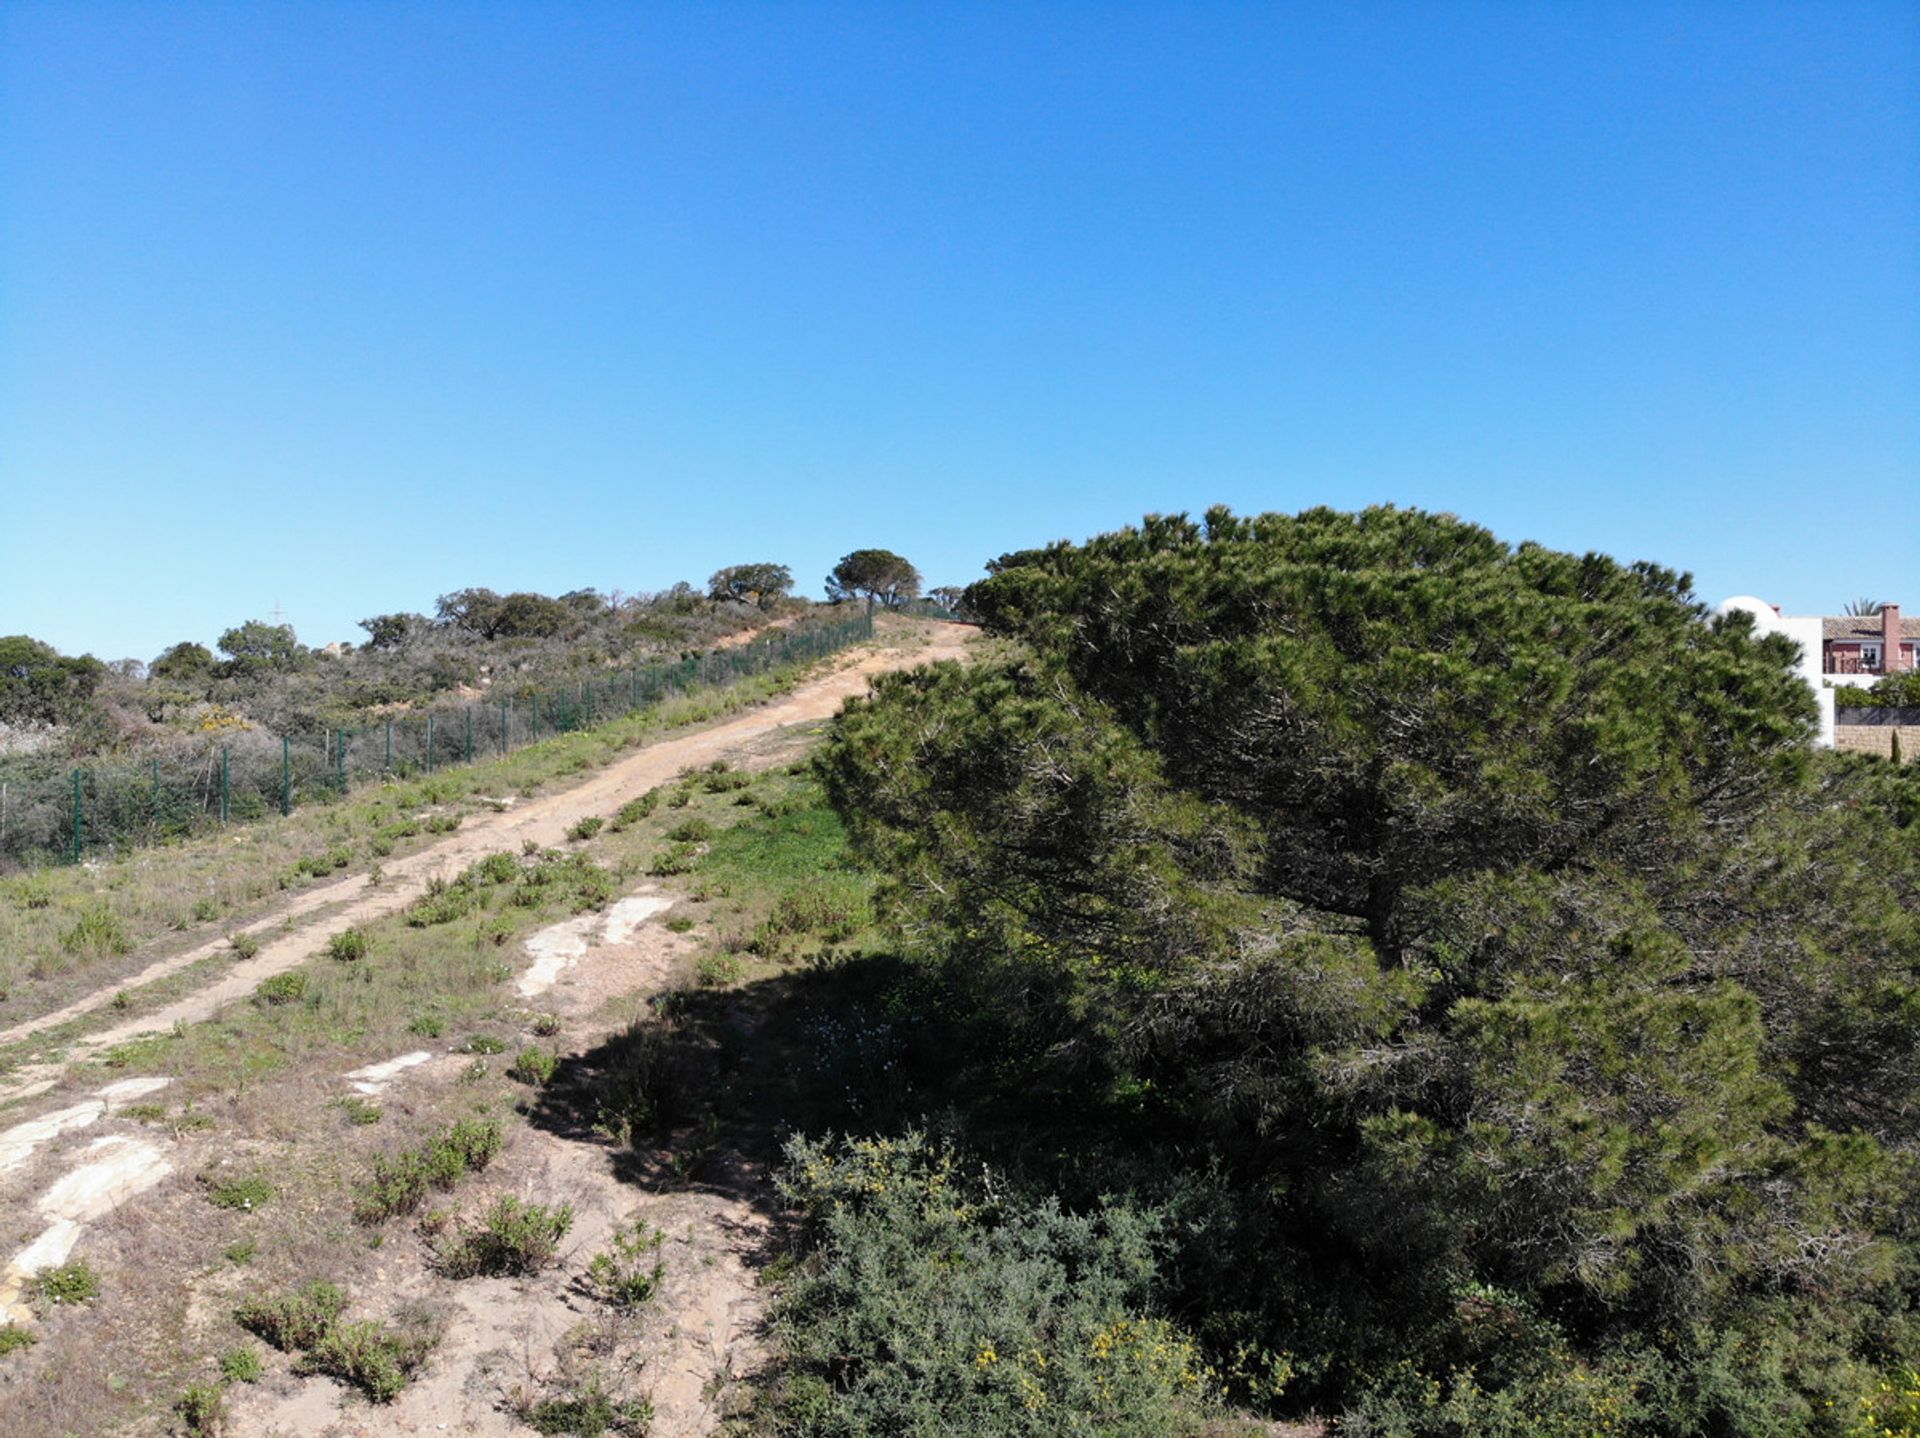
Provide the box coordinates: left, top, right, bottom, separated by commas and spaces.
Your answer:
1825, 655, 1881, 675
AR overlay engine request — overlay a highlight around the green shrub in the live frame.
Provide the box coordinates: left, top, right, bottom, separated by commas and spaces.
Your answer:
60, 905, 130, 958
203, 1173, 273, 1211
354, 1118, 503, 1223
14, 874, 53, 910
608, 790, 662, 830
0, 1323, 36, 1357
423, 813, 461, 834
567, 816, 605, 842
767, 1132, 1211, 1437
468, 851, 522, 885
665, 817, 713, 844
460, 1033, 507, 1055
255, 972, 307, 1006
191, 896, 220, 923
510, 1047, 559, 1086
406, 1012, 446, 1038
224, 1240, 256, 1266
406, 877, 481, 927
174, 1381, 226, 1436
339, 1097, 382, 1126
585, 1219, 665, 1308
325, 927, 370, 961
229, 930, 262, 960
218, 1344, 265, 1383
435, 1196, 573, 1278
531, 1012, 562, 1036
516, 1374, 652, 1436
300, 1315, 437, 1403
695, 953, 740, 987
648, 842, 700, 876
235, 1280, 348, 1351
665, 916, 695, 933
31, 1259, 99, 1307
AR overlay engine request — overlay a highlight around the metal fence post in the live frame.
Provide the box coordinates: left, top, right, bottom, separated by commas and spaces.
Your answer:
282, 736, 291, 816
151, 758, 160, 827
426, 714, 434, 771
221, 746, 230, 824
532, 694, 539, 740
385, 718, 393, 769
466, 706, 474, 763
337, 729, 347, 791
72, 768, 83, 863
500, 698, 508, 754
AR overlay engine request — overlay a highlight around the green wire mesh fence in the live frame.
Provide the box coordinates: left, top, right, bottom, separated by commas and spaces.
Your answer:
0, 612, 875, 869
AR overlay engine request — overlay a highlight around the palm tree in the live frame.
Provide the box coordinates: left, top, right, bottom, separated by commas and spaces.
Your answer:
1843, 598, 1884, 616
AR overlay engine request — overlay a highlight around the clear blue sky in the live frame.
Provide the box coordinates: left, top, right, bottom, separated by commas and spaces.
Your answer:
3, 1, 1914, 661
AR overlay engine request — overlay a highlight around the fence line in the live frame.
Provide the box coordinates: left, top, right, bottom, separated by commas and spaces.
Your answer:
0, 613, 875, 869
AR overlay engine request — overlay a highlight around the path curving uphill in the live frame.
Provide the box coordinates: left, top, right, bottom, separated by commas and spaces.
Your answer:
0, 626, 973, 1111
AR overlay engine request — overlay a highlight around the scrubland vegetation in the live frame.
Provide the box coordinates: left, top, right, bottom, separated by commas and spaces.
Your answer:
3, 511, 1914, 1437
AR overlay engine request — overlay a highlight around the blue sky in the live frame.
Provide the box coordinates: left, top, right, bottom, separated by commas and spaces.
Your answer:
3, 1, 1914, 660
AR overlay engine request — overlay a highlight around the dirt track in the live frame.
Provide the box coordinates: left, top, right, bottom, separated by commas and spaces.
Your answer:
0, 626, 972, 1111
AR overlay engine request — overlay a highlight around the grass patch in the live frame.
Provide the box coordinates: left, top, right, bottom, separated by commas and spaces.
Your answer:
0, 1323, 37, 1357
202, 1172, 273, 1211
255, 971, 308, 1006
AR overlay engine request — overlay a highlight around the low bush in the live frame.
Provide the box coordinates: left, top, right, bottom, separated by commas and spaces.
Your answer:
325, 927, 370, 961
31, 1259, 99, 1307
235, 1281, 348, 1351
648, 842, 700, 876
174, 1382, 225, 1436
218, 1344, 265, 1383
665, 817, 714, 844
301, 1315, 438, 1403
228, 930, 262, 960
585, 1219, 665, 1308
255, 972, 307, 1006
696, 952, 740, 987
514, 1374, 652, 1436
765, 1132, 1213, 1437
510, 1047, 559, 1086
434, 1196, 573, 1278
354, 1118, 503, 1223
460, 1033, 507, 1054
567, 816, 605, 842
608, 790, 662, 831
0, 1323, 36, 1357
60, 905, 130, 958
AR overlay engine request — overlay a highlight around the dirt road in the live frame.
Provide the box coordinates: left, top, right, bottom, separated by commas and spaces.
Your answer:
0, 627, 971, 1110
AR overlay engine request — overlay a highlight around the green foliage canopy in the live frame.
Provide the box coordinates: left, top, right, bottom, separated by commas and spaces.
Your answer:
817, 505, 1919, 1431
709, 563, 794, 609
0, 634, 105, 726
827, 549, 921, 610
